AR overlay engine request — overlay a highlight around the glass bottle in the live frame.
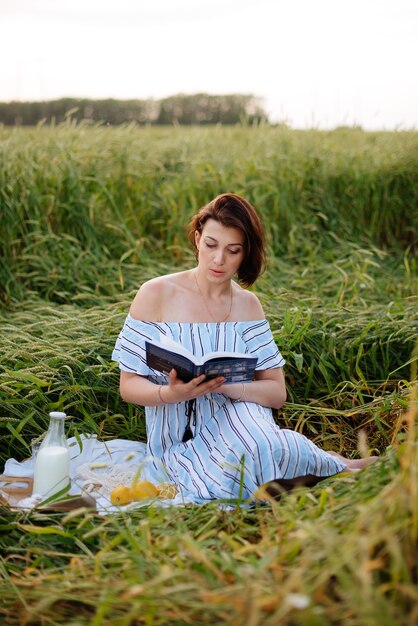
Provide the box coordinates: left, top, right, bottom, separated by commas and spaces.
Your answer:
32, 412, 70, 498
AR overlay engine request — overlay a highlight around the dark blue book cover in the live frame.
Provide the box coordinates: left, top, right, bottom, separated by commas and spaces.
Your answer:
145, 339, 257, 384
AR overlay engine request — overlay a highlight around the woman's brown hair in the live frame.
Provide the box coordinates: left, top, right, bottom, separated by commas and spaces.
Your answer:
188, 193, 266, 288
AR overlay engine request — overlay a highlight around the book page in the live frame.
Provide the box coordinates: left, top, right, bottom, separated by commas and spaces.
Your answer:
157, 335, 197, 363
157, 334, 252, 365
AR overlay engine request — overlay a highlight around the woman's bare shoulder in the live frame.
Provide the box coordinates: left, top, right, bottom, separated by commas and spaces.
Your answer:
233, 285, 265, 321
129, 273, 187, 321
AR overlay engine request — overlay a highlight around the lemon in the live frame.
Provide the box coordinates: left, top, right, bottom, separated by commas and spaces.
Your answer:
156, 482, 178, 499
110, 485, 133, 506
130, 480, 158, 500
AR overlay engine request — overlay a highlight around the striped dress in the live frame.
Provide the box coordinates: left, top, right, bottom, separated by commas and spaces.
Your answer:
112, 316, 346, 503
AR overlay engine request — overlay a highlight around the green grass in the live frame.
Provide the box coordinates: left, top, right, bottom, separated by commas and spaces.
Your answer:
1, 124, 417, 305
0, 432, 416, 625
0, 124, 417, 625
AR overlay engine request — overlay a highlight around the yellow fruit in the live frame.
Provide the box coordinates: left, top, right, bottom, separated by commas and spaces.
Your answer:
130, 480, 158, 500
156, 482, 178, 499
110, 485, 133, 506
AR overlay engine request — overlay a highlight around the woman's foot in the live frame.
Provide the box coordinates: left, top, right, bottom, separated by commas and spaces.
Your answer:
258, 453, 380, 500
327, 451, 379, 471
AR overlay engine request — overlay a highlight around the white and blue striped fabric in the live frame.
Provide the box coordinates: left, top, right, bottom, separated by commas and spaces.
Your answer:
112, 316, 346, 503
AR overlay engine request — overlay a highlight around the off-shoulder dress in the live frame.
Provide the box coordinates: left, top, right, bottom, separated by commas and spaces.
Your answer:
112, 316, 346, 503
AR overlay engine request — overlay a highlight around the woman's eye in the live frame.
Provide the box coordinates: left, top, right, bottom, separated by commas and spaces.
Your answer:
229, 250, 240, 255
206, 243, 216, 249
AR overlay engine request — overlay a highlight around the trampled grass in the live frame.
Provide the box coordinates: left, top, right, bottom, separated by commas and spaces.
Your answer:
0, 124, 417, 625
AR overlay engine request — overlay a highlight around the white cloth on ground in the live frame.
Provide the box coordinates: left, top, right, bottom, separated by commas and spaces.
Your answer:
1, 434, 156, 514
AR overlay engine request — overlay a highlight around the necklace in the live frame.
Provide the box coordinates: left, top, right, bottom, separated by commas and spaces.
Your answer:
193, 270, 233, 323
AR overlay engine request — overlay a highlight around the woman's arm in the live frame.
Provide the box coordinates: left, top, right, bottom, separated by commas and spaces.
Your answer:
216, 291, 286, 409
218, 367, 286, 410
120, 369, 226, 407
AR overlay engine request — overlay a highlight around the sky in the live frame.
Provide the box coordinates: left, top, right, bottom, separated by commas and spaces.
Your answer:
0, 0, 417, 130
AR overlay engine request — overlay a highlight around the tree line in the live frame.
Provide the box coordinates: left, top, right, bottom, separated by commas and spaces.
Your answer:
0, 93, 268, 126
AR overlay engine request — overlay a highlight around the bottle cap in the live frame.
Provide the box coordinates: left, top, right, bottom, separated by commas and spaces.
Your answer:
49, 412, 67, 419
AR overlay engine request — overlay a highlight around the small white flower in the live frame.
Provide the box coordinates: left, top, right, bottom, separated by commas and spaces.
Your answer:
285, 593, 310, 609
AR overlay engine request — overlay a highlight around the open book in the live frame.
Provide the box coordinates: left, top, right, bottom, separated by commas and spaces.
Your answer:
145, 336, 258, 384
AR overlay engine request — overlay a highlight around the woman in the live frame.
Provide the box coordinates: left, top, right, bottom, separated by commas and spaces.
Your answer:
112, 193, 375, 503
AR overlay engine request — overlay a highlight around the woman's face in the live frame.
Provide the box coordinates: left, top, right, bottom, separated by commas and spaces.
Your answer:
195, 218, 245, 281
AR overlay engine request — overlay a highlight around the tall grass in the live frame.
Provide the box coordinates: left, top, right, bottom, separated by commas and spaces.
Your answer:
0, 124, 417, 625
0, 124, 417, 305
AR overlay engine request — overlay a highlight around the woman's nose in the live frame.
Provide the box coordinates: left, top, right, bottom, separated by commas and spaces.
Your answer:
213, 249, 225, 265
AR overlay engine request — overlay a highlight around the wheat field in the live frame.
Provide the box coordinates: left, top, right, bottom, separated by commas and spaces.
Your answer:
0, 123, 417, 625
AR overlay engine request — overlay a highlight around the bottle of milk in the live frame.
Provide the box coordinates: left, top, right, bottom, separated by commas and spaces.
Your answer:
32, 412, 70, 499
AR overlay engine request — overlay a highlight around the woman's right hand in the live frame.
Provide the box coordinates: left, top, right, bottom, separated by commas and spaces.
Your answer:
160, 369, 225, 404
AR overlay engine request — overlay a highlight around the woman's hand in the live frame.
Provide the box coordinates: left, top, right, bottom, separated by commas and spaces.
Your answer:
160, 369, 225, 404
